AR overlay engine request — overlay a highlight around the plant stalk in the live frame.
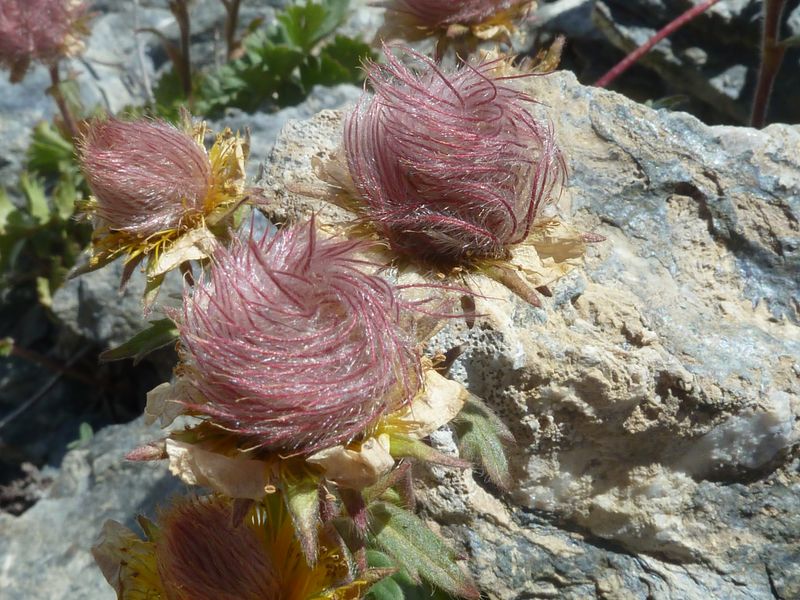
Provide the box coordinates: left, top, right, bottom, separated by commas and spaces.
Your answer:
221, 0, 242, 60
751, 0, 788, 128
48, 64, 80, 141
595, 0, 721, 88
169, 0, 193, 100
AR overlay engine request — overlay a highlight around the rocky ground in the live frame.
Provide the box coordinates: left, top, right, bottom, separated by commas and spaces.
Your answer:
1, 1, 798, 599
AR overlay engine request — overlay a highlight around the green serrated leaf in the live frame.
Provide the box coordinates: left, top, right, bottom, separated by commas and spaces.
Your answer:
389, 433, 471, 469
320, 35, 373, 79
278, 0, 349, 52
99, 318, 178, 364
0, 337, 13, 357
0, 188, 15, 233
36, 276, 53, 307
453, 394, 513, 490
779, 34, 800, 48
52, 176, 78, 221
282, 471, 320, 563
20, 172, 50, 224
367, 502, 479, 599
26, 121, 75, 177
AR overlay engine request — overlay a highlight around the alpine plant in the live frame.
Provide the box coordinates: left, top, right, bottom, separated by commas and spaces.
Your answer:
377, 0, 534, 55
0, 0, 89, 82
343, 47, 565, 267
177, 219, 422, 455
93, 494, 372, 600
78, 115, 248, 299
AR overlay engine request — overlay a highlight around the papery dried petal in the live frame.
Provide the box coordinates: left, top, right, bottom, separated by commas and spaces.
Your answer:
179, 220, 423, 454
0, 0, 89, 80
80, 117, 212, 237
344, 46, 566, 264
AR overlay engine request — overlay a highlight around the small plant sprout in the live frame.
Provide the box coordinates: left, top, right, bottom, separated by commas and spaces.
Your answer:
376, 0, 534, 58
92, 494, 376, 600
325, 46, 593, 306
77, 113, 249, 304
0, 0, 90, 138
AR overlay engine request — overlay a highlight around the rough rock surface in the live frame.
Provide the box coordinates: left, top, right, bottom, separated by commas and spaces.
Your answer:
262, 70, 800, 598
0, 417, 182, 600
593, 0, 800, 125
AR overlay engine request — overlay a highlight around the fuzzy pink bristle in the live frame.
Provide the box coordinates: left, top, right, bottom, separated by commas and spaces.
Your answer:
80, 117, 212, 237
179, 219, 423, 454
380, 0, 529, 28
156, 497, 280, 600
344, 46, 566, 263
0, 0, 87, 75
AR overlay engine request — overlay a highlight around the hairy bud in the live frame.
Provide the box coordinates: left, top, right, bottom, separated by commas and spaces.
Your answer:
93, 495, 364, 600
80, 117, 213, 237
179, 220, 422, 454
0, 0, 88, 81
381, 0, 530, 29
344, 47, 565, 264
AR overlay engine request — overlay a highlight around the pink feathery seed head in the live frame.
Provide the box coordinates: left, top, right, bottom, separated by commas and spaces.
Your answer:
344, 46, 566, 264
0, 0, 88, 80
80, 117, 213, 237
155, 496, 280, 600
382, 0, 530, 28
178, 219, 423, 454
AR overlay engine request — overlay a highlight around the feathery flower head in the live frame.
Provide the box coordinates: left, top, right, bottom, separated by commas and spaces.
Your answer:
343, 46, 565, 266
81, 117, 212, 237
177, 219, 422, 454
77, 115, 248, 297
0, 0, 89, 82
377, 0, 534, 52
93, 494, 370, 600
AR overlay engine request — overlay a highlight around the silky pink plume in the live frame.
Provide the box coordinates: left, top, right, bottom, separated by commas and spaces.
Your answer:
381, 0, 529, 28
80, 118, 212, 237
344, 47, 566, 263
0, 0, 87, 79
156, 497, 279, 600
179, 220, 422, 454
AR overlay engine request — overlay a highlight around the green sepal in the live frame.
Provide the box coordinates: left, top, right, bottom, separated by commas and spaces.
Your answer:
389, 433, 471, 469
99, 318, 178, 364
366, 551, 453, 600
367, 502, 480, 599
136, 514, 161, 542
282, 470, 321, 563
453, 394, 513, 490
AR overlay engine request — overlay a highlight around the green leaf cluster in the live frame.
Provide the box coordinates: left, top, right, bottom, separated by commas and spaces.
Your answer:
154, 0, 375, 119
0, 122, 91, 306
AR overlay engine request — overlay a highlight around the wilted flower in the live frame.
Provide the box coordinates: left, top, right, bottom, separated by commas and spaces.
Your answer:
343, 47, 565, 265
0, 0, 89, 81
377, 0, 534, 54
77, 115, 248, 298
93, 494, 370, 600
178, 219, 422, 454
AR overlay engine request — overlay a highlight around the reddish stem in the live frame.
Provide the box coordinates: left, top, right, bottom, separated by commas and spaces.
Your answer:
751, 0, 788, 128
48, 64, 80, 141
221, 0, 242, 60
595, 0, 721, 89
169, 0, 193, 100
